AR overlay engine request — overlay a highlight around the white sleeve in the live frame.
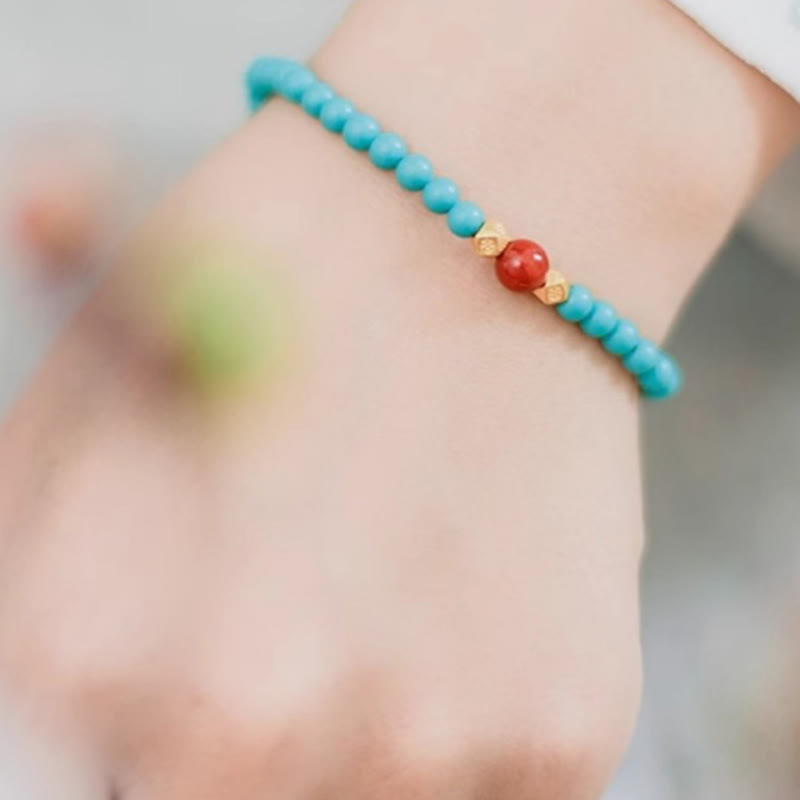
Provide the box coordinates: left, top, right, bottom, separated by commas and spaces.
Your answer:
668, 0, 800, 102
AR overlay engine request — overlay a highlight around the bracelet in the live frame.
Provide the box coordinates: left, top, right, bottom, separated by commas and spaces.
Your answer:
245, 57, 683, 400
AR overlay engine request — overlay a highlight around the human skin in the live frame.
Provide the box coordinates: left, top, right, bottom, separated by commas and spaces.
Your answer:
1, 0, 799, 797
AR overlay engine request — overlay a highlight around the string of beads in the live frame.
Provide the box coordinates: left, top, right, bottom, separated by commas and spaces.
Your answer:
246, 57, 683, 400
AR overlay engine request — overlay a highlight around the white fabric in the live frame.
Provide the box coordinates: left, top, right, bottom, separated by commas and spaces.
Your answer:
668, 0, 800, 101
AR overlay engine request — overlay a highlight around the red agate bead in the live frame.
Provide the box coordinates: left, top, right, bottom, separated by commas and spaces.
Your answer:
495, 239, 549, 292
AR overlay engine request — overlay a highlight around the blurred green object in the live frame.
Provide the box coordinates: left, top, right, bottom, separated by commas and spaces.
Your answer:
161, 239, 289, 394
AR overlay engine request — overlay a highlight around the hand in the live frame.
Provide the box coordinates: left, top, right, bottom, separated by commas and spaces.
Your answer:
0, 111, 644, 800
0, 0, 797, 797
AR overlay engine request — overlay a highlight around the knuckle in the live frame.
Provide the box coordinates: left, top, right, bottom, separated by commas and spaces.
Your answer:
355, 724, 467, 800
1, 620, 112, 701
185, 688, 302, 761
0, 579, 131, 706
215, 715, 305, 781
534, 720, 605, 795
495, 703, 632, 799
355, 753, 454, 800
149, 692, 311, 792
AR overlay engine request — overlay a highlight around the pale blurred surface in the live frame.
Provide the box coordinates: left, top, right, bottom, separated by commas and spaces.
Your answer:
1, 1, 799, 798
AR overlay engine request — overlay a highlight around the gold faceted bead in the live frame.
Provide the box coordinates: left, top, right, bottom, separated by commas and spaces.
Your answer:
533, 269, 570, 306
473, 221, 510, 258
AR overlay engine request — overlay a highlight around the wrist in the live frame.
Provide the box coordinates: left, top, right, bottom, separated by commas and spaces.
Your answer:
313, 0, 800, 339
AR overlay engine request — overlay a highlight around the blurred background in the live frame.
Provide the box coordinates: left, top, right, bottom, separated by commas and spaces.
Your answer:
1, 1, 799, 797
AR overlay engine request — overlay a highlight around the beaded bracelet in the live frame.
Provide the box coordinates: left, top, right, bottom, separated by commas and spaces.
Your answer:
245, 57, 683, 400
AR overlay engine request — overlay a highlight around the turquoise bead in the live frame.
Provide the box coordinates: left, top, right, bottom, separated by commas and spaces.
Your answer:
447, 201, 485, 237
395, 154, 433, 191
368, 133, 407, 169
278, 65, 316, 102
343, 113, 381, 150
622, 340, 660, 375
602, 320, 639, 356
639, 354, 683, 399
245, 57, 291, 93
245, 57, 292, 110
423, 177, 459, 214
557, 285, 594, 322
301, 83, 335, 117
580, 301, 618, 338
248, 91, 266, 114
319, 97, 354, 132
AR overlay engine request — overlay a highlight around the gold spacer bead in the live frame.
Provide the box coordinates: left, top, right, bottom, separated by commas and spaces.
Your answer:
533, 269, 570, 306
473, 221, 511, 258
